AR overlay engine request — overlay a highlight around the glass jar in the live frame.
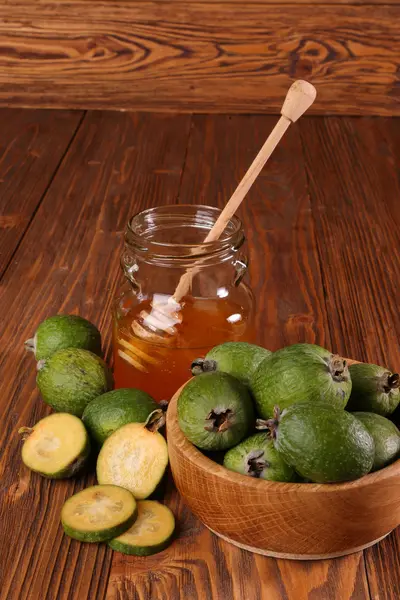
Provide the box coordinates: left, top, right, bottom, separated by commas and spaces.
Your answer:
112, 205, 255, 401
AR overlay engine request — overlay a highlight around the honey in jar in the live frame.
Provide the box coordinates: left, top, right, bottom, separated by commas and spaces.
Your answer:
112, 205, 255, 401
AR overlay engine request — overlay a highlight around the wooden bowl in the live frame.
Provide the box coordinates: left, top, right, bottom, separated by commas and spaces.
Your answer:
166, 386, 400, 560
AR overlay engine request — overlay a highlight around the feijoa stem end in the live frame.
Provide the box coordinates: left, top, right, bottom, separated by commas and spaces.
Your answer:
191, 358, 217, 377
382, 372, 400, 393
247, 450, 268, 478
18, 426, 34, 440
145, 409, 166, 432
256, 406, 281, 439
204, 408, 233, 433
24, 338, 35, 354
329, 354, 348, 381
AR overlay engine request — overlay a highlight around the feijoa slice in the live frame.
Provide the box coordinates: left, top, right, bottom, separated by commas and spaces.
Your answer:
61, 485, 137, 543
96, 410, 168, 499
223, 432, 298, 482
353, 412, 400, 471
191, 342, 271, 386
347, 363, 400, 416
109, 500, 175, 556
178, 372, 254, 451
19, 413, 90, 478
25, 314, 102, 360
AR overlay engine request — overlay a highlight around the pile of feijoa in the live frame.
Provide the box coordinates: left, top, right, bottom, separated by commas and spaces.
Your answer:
179, 341, 400, 483
19, 314, 174, 556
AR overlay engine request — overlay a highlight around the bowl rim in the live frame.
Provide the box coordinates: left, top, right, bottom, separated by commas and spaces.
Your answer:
167, 386, 400, 493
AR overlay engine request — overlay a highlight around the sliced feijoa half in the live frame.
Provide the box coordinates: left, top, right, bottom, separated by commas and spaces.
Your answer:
223, 432, 298, 482
178, 372, 254, 451
25, 314, 102, 360
353, 412, 400, 471
82, 388, 158, 446
191, 342, 271, 386
19, 413, 90, 478
96, 410, 168, 499
347, 363, 400, 416
109, 500, 175, 556
37, 348, 114, 417
61, 485, 137, 543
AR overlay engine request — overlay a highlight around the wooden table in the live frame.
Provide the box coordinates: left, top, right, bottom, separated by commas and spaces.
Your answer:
0, 109, 399, 600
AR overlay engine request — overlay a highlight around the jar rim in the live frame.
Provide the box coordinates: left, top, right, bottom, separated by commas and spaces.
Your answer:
126, 204, 244, 259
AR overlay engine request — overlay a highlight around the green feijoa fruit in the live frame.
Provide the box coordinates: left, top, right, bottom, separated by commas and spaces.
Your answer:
19, 413, 90, 478
177, 372, 254, 451
82, 388, 158, 446
191, 342, 271, 386
223, 432, 297, 482
109, 500, 175, 556
25, 314, 102, 360
258, 403, 374, 483
347, 363, 400, 416
37, 348, 113, 417
61, 485, 137, 543
251, 343, 352, 419
97, 410, 168, 499
353, 412, 400, 471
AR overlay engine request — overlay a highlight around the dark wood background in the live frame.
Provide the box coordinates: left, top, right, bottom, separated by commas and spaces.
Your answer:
0, 109, 399, 599
0, 1, 399, 115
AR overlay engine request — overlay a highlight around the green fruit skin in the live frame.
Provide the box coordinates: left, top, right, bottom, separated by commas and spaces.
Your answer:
275, 403, 374, 483
82, 388, 157, 445
223, 432, 298, 482
347, 363, 400, 416
251, 343, 352, 419
108, 530, 174, 556
203, 342, 271, 386
37, 348, 114, 417
62, 506, 138, 543
178, 372, 254, 451
353, 412, 400, 471
34, 315, 102, 360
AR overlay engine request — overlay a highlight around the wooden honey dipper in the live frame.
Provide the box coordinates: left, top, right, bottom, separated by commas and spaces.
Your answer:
119, 80, 317, 371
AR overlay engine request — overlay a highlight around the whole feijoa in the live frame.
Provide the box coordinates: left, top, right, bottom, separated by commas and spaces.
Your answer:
347, 363, 400, 416
178, 372, 254, 451
257, 403, 374, 483
37, 348, 114, 417
353, 412, 400, 471
191, 342, 271, 386
251, 343, 352, 419
223, 432, 298, 482
82, 388, 158, 446
25, 314, 102, 360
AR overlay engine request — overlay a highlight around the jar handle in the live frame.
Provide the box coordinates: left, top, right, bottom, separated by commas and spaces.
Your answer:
233, 255, 248, 286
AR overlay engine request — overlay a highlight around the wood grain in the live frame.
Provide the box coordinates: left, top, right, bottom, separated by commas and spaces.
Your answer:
300, 116, 400, 599
0, 111, 192, 600
114, 114, 368, 599
0, 108, 83, 278
0, 3, 399, 115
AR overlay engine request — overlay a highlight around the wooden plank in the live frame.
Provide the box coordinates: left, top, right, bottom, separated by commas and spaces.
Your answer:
0, 108, 83, 278
4, 0, 399, 4
299, 116, 400, 600
106, 114, 371, 599
0, 111, 192, 600
0, 3, 399, 115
